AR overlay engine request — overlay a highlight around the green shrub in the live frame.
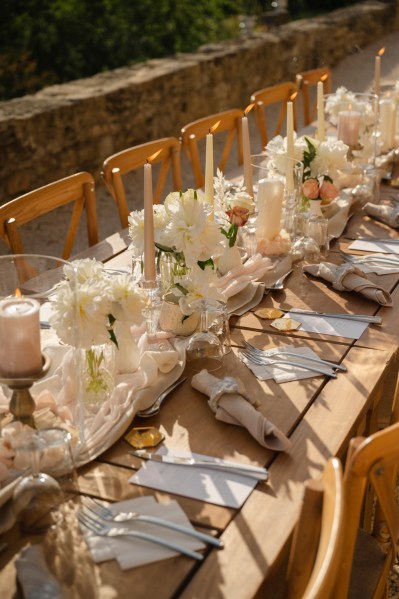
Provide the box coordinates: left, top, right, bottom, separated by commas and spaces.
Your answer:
0, 0, 247, 99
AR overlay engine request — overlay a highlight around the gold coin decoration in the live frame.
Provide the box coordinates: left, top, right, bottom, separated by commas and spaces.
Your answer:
254, 307, 284, 320
270, 318, 302, 332
124, 427, 164, 449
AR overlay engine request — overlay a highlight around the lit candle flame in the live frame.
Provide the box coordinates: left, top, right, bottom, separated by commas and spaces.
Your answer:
210, 120, 221, 134
147, 149, 162, 163
290, 92, 298, 102
244, 103, 255, 116
377, 47, 385, 57
15, 288, 22, 298
321, 73, 328, 82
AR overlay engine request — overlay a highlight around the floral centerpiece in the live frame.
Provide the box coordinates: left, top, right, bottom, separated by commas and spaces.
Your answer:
128, 189, 226, 318
266, 134, 350, 213
49, 259, 146, 404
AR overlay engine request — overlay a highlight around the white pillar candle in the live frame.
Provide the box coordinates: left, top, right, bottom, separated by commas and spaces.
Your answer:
317, 81, 325, 142
204, 131, 214, 214
286, 101, 295, 193
0, 297, 42, 377
242, 114, 254, 198
143, 161, 156, 283
337, 110, 361, 147
374, 55, 381, 97
379, 99, 397, 152
256, 178, 284, 241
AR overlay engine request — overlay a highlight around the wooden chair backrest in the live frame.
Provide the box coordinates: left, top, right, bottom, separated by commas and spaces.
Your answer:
101, 137, 183, 228
250, 81, 298, 148
286, 457, 344, 599
296, 67, 332, 126
0, 172, 98, 260
180, 109, 243, 189
334, 421, 399, 598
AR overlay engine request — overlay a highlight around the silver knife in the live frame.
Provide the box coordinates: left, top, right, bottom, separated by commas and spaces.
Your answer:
349, 237, 399, 245
280, 309, 382, 325
130, 450, 268, 481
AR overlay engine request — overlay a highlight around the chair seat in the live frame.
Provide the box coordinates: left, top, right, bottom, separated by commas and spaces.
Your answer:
349, 528, 387, 599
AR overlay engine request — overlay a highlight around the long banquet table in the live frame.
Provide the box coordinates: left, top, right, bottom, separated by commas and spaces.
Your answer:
1, 192, 399, 599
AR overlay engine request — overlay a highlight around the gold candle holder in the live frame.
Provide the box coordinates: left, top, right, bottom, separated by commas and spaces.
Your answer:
0, 352, 51, 428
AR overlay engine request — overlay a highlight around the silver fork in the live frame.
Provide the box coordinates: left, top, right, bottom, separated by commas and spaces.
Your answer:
244, 341, 347, 372
77, 509, 204, 561
239, 350, 336, 378
136, 376, 187, 418
81, 496, 223, 548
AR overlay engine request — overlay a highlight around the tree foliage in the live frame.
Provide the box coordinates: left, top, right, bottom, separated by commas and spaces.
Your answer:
0, 0, 247, 99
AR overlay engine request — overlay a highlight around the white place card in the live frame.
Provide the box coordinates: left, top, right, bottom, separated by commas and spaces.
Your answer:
129, 448, 260, 509
284, 312, 368, 339
349, 240, 399, 254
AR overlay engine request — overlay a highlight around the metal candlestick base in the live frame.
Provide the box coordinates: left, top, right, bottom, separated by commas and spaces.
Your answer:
0, 353, 51, 428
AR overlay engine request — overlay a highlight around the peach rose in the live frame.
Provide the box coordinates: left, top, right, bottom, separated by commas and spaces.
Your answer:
319, 180, 338, 203
226, 206, 250, 226
302, 178, 320, 200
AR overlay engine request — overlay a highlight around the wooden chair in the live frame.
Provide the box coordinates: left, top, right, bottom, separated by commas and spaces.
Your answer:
296, 67, 332, 126
286, 457, 344, 599
0, 172, 98, 260
180, 109, 243, 189
250, 81, 298, 148
101, 137, 183, 228
333, 422, 399, 598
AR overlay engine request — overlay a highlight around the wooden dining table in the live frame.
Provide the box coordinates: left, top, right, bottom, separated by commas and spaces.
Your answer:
1, 186, 399, 599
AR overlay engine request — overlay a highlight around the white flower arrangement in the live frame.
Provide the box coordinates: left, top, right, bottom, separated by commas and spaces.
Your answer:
49, 258, 145, 349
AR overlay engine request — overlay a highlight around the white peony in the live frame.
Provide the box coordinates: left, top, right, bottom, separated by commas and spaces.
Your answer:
128, 205, 167, 257
108, 274, 145, 325
159, 190, 224, 267
310, 138, 350, 179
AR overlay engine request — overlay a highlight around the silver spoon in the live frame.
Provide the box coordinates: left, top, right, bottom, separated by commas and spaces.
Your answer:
264, 269, 293, 293
136, 376, 187, 418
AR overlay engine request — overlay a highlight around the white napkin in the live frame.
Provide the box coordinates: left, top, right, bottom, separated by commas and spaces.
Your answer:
304, 261, 392, 306
240, 346, 335, 383
364, 202, 399, 228
191, 370, 291, 451
349, 239, 399, 255
282, 312, 368, 340
129, 448, 259, 509
80, 496, 205, 570
213, 253, 272, 298
351, 256, 399, 275
323, 191, 354, 238
15, 545, 64, 599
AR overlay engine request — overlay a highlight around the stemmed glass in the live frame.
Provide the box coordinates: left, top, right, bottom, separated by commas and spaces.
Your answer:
12, 430, 64, 533
186, 299, 224, 373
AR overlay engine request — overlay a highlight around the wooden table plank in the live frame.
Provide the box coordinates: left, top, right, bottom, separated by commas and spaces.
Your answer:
180, 346, 393, 599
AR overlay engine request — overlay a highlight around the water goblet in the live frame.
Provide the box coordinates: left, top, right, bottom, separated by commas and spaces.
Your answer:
186, 299, 224, 373
12, 430, 64, 533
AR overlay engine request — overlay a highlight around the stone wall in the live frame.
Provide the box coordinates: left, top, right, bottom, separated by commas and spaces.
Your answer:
1, 0, 398, 202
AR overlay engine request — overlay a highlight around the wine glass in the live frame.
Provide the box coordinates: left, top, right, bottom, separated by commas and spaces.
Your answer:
186, 299, 224, 373
12, 430, 64, 533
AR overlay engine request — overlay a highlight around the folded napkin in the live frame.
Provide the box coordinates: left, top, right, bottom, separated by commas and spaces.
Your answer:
15, 545, 64, 599
213, 253, 272, 298
322, 191, 354, 238
352, 255, 399, 276
191, 371, 291, 452
304, 262, 392, 306
81, 496, 204, 570
364, 202, 399, 228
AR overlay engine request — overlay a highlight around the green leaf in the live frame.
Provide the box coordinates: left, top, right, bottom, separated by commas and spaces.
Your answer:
197, 258, 215, 271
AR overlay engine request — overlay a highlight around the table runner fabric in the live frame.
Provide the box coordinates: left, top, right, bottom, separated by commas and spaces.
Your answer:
304, 262, 392, 306
191, 370, 291, 452
364, 202, 399, 228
